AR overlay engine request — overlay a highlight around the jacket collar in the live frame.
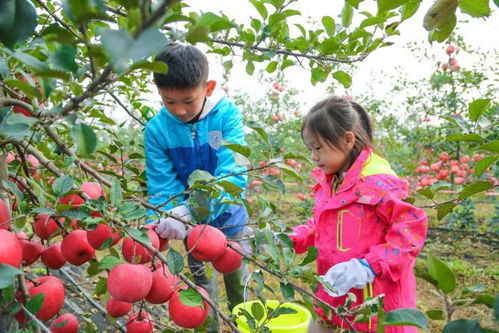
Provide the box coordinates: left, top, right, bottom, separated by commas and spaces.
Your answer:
312, 147, 371, 195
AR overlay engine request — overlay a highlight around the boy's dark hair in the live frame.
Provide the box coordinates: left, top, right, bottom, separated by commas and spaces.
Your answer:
153, 44, 209, 89
301, 95, 374, 168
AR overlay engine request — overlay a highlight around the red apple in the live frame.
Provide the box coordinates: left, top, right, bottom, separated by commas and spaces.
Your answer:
80, 182, 103, 200
441, 63, 448, 71
122, 229, 160, 264
61, 230, 95, 266
16, 276, 65, 322
106, 297, 133, 318
107, 263, 153, 303
0, 230, 22, 267
296, 193, 306, 201
460, 155, 470, 163
450, 165, 460, 174
49, 313, 78, 333
86, 223, 120, 250
212, 242, 243, 274
145, 263, 179, 304
187, 225, 227, 262
430, 162, 441, 172
446, 45, 456, 55
33, 214, 61, 240
439, 152, 450, 162
437, 170, 449, 180
126, 311, 154, 333
19, 238, 44, 266
59, 194, 84, 209
169, 287, 210, 328
0, 199, 11, 230
41, 242, 66, 269
419, 165, 430, 174
454, 177, 464, 185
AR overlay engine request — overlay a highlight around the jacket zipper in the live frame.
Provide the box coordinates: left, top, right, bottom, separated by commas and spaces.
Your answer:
191, 125, 199, 154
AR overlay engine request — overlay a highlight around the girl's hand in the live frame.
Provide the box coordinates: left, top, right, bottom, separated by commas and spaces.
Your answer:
321, 258, 375, 297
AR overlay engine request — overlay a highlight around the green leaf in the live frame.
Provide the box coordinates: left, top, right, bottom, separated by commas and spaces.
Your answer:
98, 256, 122, 270
378, 0, 410, 11
384, 308, 428, 328
275, 163, 302, 181
52, 175, 74, 197
245, 121, 269, 145
12, 51, 45, 70
423, 0, 459, 31
417, 187, 434, 199
246, 61, 255, 75
426, 309, 445, 320
188, 170, 215, 187
26, 293, 44, 316
222, 141, 250, 157
442, 319, 483, 333
459, 0, 491, 17
130, 61, 168, 73
322, 16, 336, 37
250, 0, 268, 19
300, 246, 318, 266
62, 0, 107, 24
479, 141, 499, 153
110, 177, 122, 207
333, 71, 352, 88
427, 253, 456, 293
473, 294, 495, 308
166, 248, 184, 275
263, 175, 285, 193
428, 13, 456, 42
341, 2, 354, 27
268, 306, 297, 319
0, 113, 34, 137
266, 61, 277, 73
126, 227, 150, 246
458, 181, 493, 200
280, 283, 295, 301
71, 123, 97, 156
101, 28, 167, 72
494, 295, 499, 323
3, 77, 42, 100
0, 264, 22, 289
3, 179, 24, 201
400, 0, 422, 20
346, 0, 362, 8
474, 156, 497, 177
251, 301, 265, 321
179, 289, 203, 307
0, 0, 37, 48
468, 99, 490, 122
445, 133, 483, 143
311, 67, 328, 83
360, 17, 386, 28
50, 45, 78, 73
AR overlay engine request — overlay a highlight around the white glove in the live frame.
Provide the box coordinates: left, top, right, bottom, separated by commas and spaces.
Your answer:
154, 205, 192, 240
321, 258, 375, 297
239, 226, 254, 255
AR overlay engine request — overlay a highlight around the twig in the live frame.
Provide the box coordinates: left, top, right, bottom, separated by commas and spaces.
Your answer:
107, 91, 145, 126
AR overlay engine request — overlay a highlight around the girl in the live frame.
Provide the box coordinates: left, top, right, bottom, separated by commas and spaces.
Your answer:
291, 96, 428, 333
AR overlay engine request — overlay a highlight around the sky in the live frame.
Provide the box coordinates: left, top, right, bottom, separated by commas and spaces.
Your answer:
140, 0, 498, 116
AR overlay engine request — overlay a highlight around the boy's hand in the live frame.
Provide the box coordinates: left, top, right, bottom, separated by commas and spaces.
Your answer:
155, 205, 192, 240
321, 258, 375, 297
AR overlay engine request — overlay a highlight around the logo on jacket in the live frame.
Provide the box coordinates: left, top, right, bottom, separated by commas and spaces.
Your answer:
209, 131, 222, 150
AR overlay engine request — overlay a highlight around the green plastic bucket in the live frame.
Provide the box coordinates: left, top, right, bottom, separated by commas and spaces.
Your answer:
232, 300, 311, 333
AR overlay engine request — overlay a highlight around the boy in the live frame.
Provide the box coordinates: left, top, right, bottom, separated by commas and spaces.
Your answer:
145, 44, 249, 332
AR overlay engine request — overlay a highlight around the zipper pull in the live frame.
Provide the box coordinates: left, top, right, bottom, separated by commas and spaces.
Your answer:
191, 126, 197, 139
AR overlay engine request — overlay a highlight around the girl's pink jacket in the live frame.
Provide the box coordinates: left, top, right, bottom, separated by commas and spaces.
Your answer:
291, 148, 428, 332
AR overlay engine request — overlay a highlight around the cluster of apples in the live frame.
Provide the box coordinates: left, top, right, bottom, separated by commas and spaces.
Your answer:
411, 152, 497, 189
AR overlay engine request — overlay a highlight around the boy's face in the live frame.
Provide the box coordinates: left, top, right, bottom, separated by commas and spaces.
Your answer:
156, 80, 216, 123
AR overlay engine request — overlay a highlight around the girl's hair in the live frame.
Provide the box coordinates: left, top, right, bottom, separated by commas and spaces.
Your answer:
301, 96, 374, 168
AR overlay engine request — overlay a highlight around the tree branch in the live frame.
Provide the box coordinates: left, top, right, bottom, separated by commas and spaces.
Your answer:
107, 91, 145, 126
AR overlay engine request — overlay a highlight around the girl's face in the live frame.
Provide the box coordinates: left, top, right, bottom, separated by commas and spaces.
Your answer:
302, 128, 354, 175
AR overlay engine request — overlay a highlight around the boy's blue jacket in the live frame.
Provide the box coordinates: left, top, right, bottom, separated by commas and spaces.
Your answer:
144, 93, 248, 236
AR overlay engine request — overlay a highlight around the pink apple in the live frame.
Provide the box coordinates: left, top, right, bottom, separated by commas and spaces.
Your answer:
169, 287, 210, 328
212, 242, 243, 274
41, 242, 66, 269
106, 297, 133, 318
81, 182, 103, 200
122, 229, 159, 264
145, 263, 179, 304
49, 313, 78, 333
61, 230, 95, 266
86, 223, 120, 250
107, 263, 153, 303
33, 214, 61, 240
126, 311, 154, 333
187, 225, 227, 262
0, 230, 22, 267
